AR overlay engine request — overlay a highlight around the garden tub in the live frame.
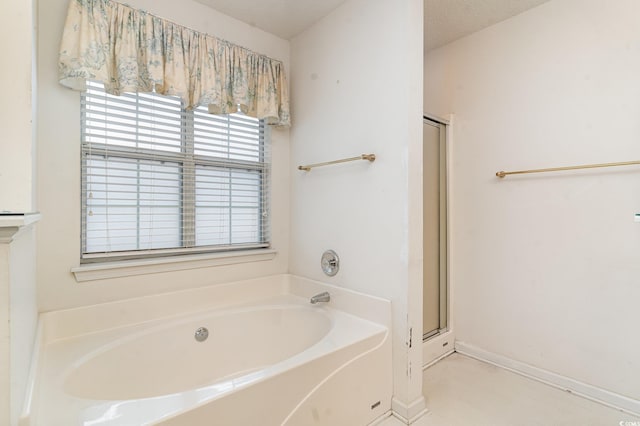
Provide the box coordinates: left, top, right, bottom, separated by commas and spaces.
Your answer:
21, 275, 392, 425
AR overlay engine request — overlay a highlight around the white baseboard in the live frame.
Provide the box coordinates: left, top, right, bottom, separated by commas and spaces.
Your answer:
423, 330, 455, 367
455, 341, 640, 417
391, 395, 428, 424
367, 411, 394, 425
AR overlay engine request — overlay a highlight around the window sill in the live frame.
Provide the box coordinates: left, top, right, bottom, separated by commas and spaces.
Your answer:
71, 249, 277, 282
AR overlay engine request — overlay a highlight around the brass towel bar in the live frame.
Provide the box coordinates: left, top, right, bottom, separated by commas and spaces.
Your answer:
298, 154, 376, 172
496, 160, 640, 178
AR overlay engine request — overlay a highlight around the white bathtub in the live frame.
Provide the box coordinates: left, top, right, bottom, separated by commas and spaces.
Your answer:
22, 275, 392, 425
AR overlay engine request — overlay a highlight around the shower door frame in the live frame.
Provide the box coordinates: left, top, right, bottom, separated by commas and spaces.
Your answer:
422, 114, 449, 342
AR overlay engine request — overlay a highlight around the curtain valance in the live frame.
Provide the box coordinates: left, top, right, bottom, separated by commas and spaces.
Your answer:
58, 0, 290, 127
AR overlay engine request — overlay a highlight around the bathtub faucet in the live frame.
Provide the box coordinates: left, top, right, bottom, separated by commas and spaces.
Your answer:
310, 291, 330, 304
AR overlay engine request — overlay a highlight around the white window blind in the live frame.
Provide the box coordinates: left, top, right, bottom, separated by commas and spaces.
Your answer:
81, 81, 270, 261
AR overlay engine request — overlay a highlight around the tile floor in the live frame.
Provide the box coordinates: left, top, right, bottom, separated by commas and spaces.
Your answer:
377, 352, 640, 426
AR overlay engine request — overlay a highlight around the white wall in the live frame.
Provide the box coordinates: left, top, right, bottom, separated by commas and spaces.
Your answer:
425, 0, 640, 400
0, 0, 36, 213
0, 1, 39, 424
0, 230, 38, 426
0, 242, 9, 426
37, 0, 291, 311
0, 225, 39, 426
290, 0, 425, 416
8, 228, 38, 426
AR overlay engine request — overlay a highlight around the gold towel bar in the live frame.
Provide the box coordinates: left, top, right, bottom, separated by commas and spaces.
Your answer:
496, 160, 640, 178
298, 154, 376, 171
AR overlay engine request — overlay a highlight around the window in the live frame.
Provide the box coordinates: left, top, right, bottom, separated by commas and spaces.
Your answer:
81, 82, 270, 262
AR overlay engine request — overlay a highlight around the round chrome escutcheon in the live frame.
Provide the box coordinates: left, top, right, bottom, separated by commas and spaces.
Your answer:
321, 250, 339, 277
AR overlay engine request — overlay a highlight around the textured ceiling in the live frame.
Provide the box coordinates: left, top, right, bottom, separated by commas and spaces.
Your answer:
195, 0, 551, 46
424, 0, 551, 51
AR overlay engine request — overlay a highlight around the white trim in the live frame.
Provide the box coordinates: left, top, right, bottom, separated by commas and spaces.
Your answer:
423, 113, 449, 125
455, 341, 640, 417
19, 320, 43, 426
444, 114, 454, 334
391, 396, 428, 424
422, 330, 455, 367
0, 213, 41, 243
0, 213, 41, 228
367, 411, 394, 425
71, 248, 277, 282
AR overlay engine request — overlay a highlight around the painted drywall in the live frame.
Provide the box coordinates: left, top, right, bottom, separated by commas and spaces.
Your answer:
8, 228, 38, 426
425, 0, 640, 400
0, 1, 39, 424
0, 243, 9, 425
0, 226, 39, 426
0, 0, 36, 213
37, 0, 291, 311
290, 0, 425, 414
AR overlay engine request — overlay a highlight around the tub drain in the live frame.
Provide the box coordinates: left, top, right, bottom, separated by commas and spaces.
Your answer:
194, 327, 209, 342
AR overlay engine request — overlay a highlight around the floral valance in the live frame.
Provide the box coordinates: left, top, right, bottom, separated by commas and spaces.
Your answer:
58, 0, 290, 127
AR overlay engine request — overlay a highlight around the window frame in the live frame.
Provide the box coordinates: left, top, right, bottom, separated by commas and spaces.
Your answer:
80, 84, 271, 263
